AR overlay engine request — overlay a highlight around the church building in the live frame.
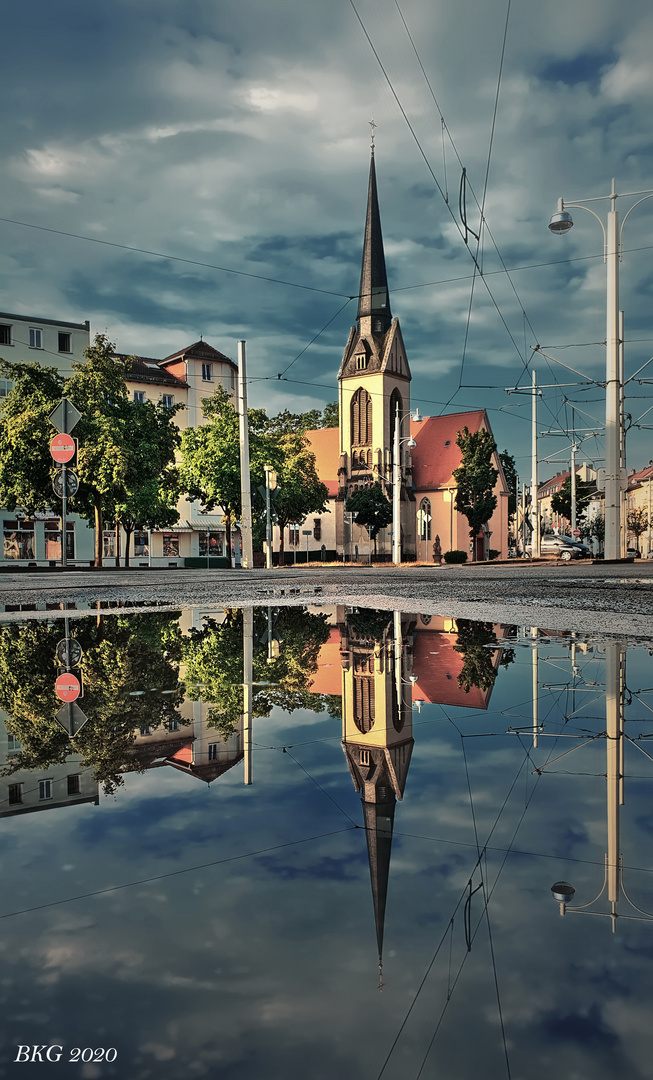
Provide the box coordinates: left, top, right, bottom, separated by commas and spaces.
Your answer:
291, 149, 510, 562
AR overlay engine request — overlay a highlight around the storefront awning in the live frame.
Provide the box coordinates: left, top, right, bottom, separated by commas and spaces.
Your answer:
188, 518, 226, 530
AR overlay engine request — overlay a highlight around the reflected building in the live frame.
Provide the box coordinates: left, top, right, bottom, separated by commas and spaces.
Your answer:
0, 710, 98, 817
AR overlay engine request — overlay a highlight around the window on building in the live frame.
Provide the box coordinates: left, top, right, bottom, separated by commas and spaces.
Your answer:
351, 387, 373, 451
133, 531, 149, 556
0, 324, 11, 345
39, 780, 52, 800
133, 391, 146, 404
45, 519, 62, 561
29, 327, 42, 349
8, 784, 22, 805
67, 775, 80, 795
356, 354, 367, 370
418, 498, 432, 542
208, 743, 219, 760
313, 519, 321, 541
162, 394, 174, 408
288, 524, 300, 547
163, 534, 179, 556
359, 749, 370, 766
0, 379, 12, 398
58, 332, 72, 353
103, 528, 116, 559
7, 735, 21, 754
170, 720, 179, 731
201, 363, 213, 382
199, 531, 224, 557
3, 519, 35, 561
140, 726, 151, 736
65, 522, 75, 560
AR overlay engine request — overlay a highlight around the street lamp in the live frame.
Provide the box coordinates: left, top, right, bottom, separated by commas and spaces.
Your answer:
392, 402, 416, 566
548, 180, 653, 560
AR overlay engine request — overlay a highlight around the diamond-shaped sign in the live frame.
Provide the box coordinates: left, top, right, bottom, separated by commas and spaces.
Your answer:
55, 702, 89, 736
49, 398, 82, 434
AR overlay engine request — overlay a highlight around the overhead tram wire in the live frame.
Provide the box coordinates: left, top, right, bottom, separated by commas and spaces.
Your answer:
348, 0, 568, 435
0, 216, 351, 299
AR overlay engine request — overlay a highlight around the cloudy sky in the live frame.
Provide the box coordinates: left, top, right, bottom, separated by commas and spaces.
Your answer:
2, 0, 653, 477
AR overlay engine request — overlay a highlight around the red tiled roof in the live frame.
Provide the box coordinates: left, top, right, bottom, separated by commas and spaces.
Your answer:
304, 428, 339, 497
409, 411, 487, 490
309, 628, 342, 696
628, 465, 653, 487
160, 341, 237, 368
412, 631, 491, 710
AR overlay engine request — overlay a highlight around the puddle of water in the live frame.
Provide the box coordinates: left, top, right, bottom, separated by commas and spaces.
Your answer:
0, 606, 651, 1078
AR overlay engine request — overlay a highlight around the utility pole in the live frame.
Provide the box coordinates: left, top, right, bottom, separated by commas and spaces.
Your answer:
392, 401, 401, 566
532, 369, 540, 558
570, 440, 577, 537
237, 341, 254, 570
263, 466, 277, 569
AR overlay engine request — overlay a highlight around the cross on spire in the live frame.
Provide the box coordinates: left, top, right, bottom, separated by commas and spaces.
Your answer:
369, 118, 377, 152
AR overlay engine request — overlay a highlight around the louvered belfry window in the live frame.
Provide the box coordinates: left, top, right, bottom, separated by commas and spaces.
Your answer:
351, 388, 372, 453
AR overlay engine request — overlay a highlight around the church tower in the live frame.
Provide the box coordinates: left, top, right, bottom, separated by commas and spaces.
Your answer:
337, 148, 415, 559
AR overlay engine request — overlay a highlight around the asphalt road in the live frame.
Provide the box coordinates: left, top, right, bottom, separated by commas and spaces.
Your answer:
1, 560, 652, 641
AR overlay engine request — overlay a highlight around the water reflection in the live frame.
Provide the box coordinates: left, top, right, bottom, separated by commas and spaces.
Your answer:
0, 608, 651, 1078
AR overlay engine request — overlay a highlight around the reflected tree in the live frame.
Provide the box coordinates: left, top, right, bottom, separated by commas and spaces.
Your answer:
183, 607, 332, 740
0, 613, 186, 794
453, 620, 515, 694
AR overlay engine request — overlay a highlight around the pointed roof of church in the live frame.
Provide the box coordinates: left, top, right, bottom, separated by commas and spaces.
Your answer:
357, 152, 392, 332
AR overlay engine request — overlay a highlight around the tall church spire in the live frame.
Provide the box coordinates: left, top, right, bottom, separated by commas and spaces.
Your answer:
357, 151, 392, 334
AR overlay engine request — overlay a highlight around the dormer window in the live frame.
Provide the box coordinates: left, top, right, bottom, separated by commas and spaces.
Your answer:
202, 363, 213, 382
356, 354, 368, 370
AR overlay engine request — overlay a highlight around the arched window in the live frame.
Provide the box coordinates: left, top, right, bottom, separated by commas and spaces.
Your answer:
418, 498, 432, 541
351, 388, 373, 451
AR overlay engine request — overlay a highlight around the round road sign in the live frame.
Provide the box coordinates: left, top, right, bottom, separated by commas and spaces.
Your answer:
573, 529, 581, 537
52, 470, 79, 498
55, 672, 81, 702
55, 638, 83, 667
50, 433, 75, 464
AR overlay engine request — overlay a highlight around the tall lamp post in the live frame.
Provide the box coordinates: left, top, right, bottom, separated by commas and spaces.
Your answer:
548, 179, 653, 560
392, 401, 416, 566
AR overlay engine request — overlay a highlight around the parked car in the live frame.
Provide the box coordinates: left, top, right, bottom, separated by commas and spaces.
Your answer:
526, 535, 588, 561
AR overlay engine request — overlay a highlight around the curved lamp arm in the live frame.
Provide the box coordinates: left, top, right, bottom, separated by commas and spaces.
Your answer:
620, 192, 653, 251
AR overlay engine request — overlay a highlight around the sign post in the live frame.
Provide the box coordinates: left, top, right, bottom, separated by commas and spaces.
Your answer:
302, 528, 311, 564
48, 398, 81, 569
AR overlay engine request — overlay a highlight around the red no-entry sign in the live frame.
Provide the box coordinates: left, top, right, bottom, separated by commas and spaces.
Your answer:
50, 433, 75, 464
55, 672, 81, 702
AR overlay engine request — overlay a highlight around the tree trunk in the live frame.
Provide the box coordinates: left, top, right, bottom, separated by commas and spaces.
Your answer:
115, 523, 120, 568
225, 512, 233, 568
123, 524, 133, 568
94, 495, 103, 568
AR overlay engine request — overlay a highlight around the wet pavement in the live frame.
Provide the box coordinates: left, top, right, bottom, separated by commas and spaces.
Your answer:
1, 562, 652, 640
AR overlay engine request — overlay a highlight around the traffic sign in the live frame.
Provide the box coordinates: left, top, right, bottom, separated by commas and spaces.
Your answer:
55, 638, 83, 667
53, 470, 79, 498
302, 530, 312, 535
50, 433, 75, 464
55, 702, 89, 736
49, 398, 82, 434
55, 672, 81, 702
573, 529, 581, 537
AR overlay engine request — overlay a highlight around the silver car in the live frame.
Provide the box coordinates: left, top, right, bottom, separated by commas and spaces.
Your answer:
527, 535, 586, 561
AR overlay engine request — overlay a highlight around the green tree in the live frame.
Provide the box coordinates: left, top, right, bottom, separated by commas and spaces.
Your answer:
65, 334, 132, 567
627, 508, 649, 555
274, 433, 329, 565
113, 396, 183, 566
0, 360, 65, 514
180, 386, 273, 558
453, 427, 498, 561
345, 483, 392, 556
584, 512, 605, 553
320, 401, 339, 428
499, 450, 517, 520
550, 473, 594, 528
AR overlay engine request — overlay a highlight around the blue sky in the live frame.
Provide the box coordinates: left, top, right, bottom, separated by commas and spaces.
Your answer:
2, 0, 653, 479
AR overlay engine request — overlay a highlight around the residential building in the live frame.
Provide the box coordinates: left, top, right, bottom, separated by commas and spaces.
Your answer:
538, 462, 597, 535
0, 311, 95, 568
626, 463, 653, 556
0, 711, 98, 817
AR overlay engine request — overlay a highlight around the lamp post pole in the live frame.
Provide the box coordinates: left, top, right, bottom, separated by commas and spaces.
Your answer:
392, 402, 401, 566
532, 369, 540, 558
549, 179, 653, 560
